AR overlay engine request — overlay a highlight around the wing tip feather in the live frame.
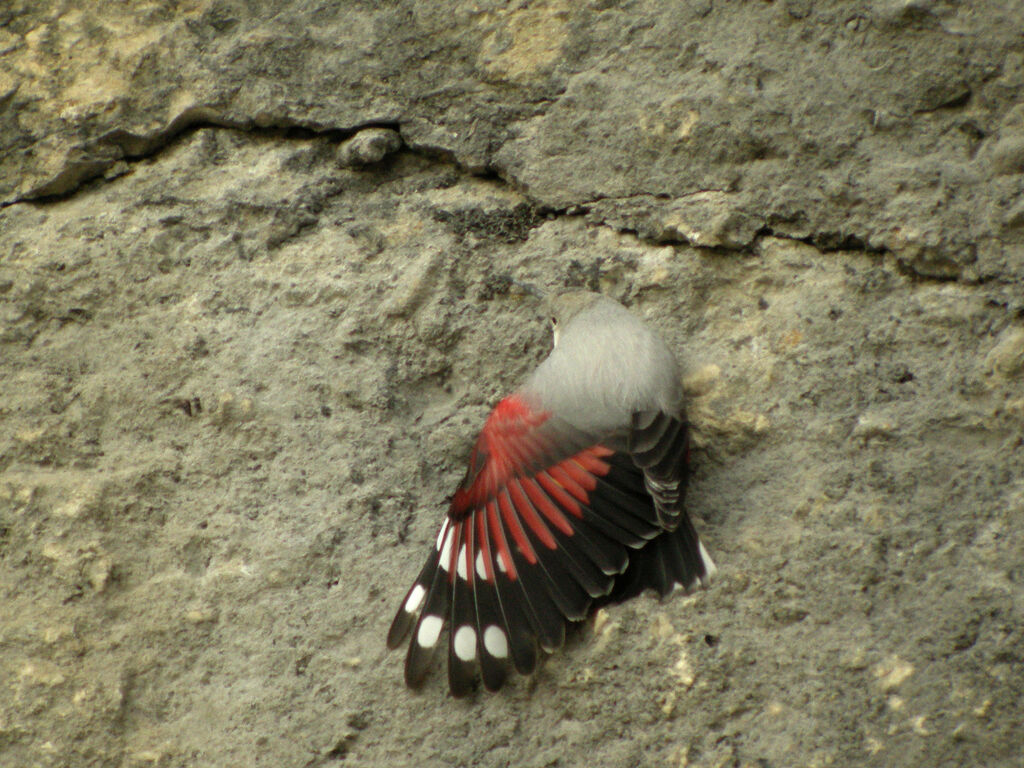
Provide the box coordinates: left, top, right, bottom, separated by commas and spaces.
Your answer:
698, 539, 717, 586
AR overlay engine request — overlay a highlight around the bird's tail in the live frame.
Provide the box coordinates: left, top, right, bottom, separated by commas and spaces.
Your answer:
604, 518, 716, 603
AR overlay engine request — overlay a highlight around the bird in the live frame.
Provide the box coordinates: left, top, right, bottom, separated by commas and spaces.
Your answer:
386, 289, 716, 696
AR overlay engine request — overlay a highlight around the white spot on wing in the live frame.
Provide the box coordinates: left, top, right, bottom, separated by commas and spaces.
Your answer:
475, 550, 486, 579
404, 584, 426, 614
496, 551, 509, 574
417, 615, 443, 648
454, 625, 477, 661
483, 625, 509, 658
456, 543, 468, 580
698, 540, 717, 585
439, 525, 455, 572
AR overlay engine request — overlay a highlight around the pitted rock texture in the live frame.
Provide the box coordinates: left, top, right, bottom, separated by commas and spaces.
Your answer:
4, 1, 1024, 279
1, 3, 1022, 768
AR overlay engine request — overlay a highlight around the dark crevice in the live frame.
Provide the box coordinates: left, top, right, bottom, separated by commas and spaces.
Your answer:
914, 87, 973, 114
581, 215, 892, 262
891, 257, 967, 284
3, 111, 404, 207
3, 113, 978, 289
472, 166, 507, 184
780, 228, 887, 256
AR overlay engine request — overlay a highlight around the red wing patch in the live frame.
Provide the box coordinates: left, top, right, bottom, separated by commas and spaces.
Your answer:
446, 395, 619, 585
450, 394, 551, 517
388, 397, 673, 697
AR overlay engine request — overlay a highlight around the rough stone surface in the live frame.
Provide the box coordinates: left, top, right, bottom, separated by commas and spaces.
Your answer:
336, 128, 403, 168
1, 3, 1022, 768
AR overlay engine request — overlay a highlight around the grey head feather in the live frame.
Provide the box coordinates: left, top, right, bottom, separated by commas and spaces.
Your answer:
523, 291, 683, 432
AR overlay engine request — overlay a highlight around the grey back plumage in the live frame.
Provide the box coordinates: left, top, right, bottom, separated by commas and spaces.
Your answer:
523, 292, 682, 432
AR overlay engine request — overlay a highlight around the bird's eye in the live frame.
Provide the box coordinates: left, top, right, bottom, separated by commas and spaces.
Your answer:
550, 316, 558, 326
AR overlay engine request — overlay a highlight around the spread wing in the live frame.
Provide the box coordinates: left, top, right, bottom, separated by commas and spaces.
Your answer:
386, 395, 710, 696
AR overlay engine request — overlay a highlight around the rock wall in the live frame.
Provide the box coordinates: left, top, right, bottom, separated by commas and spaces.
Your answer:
1, 2, 1021, 766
